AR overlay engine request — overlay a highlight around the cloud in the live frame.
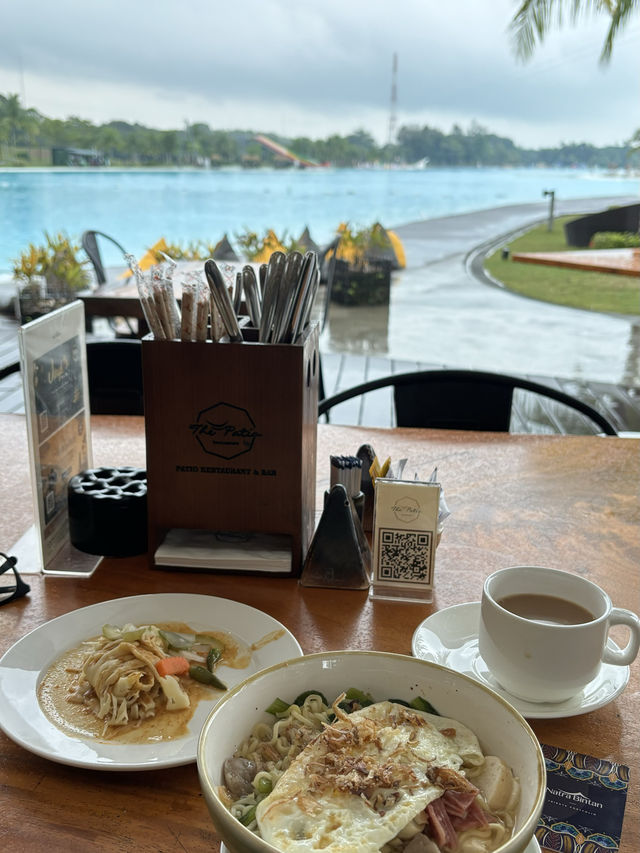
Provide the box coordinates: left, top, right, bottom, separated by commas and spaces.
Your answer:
0, 0, 637, 146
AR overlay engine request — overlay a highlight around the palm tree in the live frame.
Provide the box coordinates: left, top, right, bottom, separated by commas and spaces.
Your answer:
510, 0, 638, 64
0, 93, 40, 146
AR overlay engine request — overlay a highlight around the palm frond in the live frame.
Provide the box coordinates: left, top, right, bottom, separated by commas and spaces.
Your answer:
600, 0, 636, 62
509, 0, 634, 62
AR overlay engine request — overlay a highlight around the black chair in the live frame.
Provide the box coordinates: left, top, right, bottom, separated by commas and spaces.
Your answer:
0, 360, 20, 381
82, 230, 140, 335
318, 369, 618, 435
86, 340, 144, 415
81, 230, 130, 287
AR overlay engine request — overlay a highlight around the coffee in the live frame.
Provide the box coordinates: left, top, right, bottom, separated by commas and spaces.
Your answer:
497, 593, 595, 625
480, 566, 640, 703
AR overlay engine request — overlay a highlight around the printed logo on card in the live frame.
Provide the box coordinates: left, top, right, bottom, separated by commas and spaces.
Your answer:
391, 496, 421, 524
189, 402, 262, 459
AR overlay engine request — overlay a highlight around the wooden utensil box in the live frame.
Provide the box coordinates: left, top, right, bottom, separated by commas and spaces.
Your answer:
141, 325, 319, 576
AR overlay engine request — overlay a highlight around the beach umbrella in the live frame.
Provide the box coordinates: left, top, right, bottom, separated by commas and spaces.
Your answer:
297, 226, 320, 254
212, 234, 239, 261
366, 223, 406, 270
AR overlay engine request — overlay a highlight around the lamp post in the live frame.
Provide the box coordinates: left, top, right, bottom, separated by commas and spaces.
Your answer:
543, 189, 555, 231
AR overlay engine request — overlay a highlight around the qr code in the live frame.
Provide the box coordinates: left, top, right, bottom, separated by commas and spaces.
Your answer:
377, 528, 433, 583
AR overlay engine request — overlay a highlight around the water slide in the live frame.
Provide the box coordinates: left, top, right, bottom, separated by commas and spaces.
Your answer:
254, 134, 323, 168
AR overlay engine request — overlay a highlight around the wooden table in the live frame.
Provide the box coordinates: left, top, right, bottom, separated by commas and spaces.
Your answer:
1, 415, 638, 852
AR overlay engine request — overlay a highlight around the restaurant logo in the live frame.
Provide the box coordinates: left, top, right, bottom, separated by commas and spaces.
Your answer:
547, 789, 603, 808
392, 496, 421, 524
189, 402, 262, 459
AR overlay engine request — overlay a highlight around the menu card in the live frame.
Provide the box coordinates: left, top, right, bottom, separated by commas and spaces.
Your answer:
17, 301, 100, 576
537, 743, 629, 853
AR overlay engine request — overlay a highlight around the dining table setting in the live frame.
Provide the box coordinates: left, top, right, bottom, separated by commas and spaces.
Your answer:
1, 407, 638, 852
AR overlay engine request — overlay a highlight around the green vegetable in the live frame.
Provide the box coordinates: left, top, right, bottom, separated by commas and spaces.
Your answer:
256, 777, 273, 795
207, 646, 223, 670
338, 687, 374, 713
188, 665, 227, 690
159, 629, 193, 651
266, 697, 291, 715
344, 687, 373, 705
102, 624, 146, 642
239, 805, 257, 826
386, 696, 440, 714
409, 696, 440, 715
293, 690, 329, 707
122, 628, 146, 642
195, 633, 225, 650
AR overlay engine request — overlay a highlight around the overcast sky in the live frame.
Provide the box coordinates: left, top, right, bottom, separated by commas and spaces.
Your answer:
0, 0, 638, 149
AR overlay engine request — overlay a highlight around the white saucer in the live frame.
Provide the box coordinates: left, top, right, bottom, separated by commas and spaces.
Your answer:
411, 602, 629, 719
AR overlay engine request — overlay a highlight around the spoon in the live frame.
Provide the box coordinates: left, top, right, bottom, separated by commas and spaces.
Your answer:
204, 259, 243, 342
272, 251, 304, 343
259, 251, 286, 342
242, 265, 262, 328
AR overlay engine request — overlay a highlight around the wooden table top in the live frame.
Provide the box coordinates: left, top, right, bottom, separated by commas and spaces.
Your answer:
1, 414, 638, 852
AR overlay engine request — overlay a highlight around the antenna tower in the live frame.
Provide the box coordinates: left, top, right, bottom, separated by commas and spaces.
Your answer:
388, 52, 398, 145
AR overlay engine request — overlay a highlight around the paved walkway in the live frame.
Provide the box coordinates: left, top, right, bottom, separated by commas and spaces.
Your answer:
321, 195, 640, 388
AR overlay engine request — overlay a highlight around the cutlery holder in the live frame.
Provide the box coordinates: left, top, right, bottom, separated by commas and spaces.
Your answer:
141, 324, 319, 576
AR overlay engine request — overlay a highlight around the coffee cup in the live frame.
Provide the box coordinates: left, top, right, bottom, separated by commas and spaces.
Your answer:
478, 565, 640, 703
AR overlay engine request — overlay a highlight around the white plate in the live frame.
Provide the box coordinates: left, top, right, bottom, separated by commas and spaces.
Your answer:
0, 593, 302, 770
411, 602, 629, 719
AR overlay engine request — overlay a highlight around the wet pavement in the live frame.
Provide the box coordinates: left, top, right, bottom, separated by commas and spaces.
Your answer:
321, 195, 640, 387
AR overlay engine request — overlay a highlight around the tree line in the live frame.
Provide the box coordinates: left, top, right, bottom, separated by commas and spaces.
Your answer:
1, 92, 638, 170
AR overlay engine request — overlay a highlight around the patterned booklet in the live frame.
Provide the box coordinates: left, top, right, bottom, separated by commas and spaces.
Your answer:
537, 743, 629, 853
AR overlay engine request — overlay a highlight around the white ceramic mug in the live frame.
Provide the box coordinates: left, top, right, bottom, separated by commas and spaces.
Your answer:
478, 566, 640, 703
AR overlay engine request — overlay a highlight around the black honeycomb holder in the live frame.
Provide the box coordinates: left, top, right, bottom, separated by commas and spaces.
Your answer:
67, 466, 148, 557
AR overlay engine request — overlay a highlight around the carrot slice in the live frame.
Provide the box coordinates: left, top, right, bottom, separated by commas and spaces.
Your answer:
156, 656, 190, 677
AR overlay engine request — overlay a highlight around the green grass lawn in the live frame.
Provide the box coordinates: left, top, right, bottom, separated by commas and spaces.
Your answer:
484, 215, 640, 316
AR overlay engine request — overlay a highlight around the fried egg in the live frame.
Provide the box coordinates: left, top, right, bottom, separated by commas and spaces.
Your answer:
256, 700, 484, 853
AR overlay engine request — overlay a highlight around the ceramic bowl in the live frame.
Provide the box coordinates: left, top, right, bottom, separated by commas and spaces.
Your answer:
197, 650, 546, 853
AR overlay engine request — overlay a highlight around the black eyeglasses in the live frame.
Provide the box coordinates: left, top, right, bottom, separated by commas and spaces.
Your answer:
0, 552, 30, 606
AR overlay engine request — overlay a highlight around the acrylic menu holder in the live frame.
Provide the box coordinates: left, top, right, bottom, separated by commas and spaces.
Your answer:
16, 300, 101, 577
369, 477, 441, 603
142, 324, 319, 576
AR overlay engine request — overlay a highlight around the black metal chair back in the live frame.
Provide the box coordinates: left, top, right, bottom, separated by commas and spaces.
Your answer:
81, 230, 129, 286
86, 340, 143, 415
318, 369, 618, 435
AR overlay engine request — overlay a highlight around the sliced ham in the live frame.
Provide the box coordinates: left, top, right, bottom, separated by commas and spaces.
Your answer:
450, 798, 490, 832
426, 796, 458, 851
442, 789, 478, 817
425, 786, 491, 850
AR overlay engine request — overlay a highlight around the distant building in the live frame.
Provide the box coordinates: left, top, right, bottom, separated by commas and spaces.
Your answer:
51, 147, 107, 167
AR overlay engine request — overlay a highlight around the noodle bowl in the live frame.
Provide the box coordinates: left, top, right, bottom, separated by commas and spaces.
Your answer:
198, 651, 546, 853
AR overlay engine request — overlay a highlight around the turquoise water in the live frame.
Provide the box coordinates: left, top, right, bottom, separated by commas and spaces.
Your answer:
1, 166, 638, 271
